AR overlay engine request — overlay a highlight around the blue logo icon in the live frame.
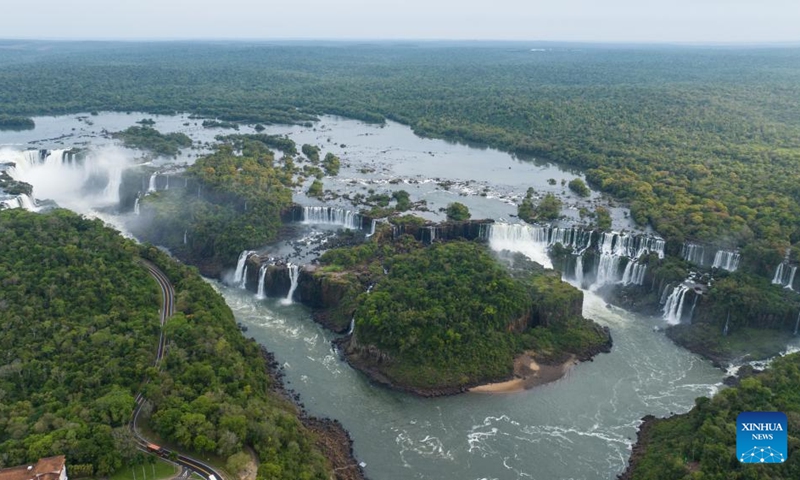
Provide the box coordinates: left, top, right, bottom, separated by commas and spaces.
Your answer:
737, 411, 787, 464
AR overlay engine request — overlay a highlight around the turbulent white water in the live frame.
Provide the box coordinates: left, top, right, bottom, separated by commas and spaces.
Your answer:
663, 285, 691, 325
713, 250, 740, 272
256, 265, 268, 299
232, 250, 251, 287
621, 261, 646, 286
487, 223, 553, 268
574, 255, 584, 287
282, 264, 300, 305
773, 263, 797, 290
1, 193, 36, 211
1, 147, 129, 210
302, 206, 361, 229
488, 224, 662, 290
682, 243, 707, 265
366, 218, 378, 237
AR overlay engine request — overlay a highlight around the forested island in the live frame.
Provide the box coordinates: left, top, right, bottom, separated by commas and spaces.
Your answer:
0, 208, 356, 480
321, 233, 611, 395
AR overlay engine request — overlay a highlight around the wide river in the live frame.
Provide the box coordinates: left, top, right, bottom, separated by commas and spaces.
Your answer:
1, 113, 725, 479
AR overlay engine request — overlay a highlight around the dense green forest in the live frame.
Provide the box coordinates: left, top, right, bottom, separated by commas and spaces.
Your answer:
623, 353, 800, 479
112, 125, 192, 157
0, 209, 159, 474
135, 141, 293, 270
0, 209, 331, 479
1, 41, 799, 251
322, 235, 610, 390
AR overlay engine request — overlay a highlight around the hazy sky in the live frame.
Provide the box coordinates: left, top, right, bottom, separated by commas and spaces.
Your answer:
6, 0, 800, 43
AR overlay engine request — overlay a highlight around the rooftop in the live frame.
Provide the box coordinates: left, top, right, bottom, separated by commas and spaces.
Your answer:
0, 456, 66, 480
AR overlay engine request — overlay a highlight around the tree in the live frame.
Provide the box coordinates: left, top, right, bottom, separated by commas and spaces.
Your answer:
301, 144, 320, 163
595, 206, 612, 230
322, 152, 340, 176
307, 180, 324, 198
445, 202, 470, 221
568, 178, 590, 197
392, 190, 411, 211
535, 194, 562, 221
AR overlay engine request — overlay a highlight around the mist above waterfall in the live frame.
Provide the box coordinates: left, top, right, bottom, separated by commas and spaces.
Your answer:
3, 146, 132, 211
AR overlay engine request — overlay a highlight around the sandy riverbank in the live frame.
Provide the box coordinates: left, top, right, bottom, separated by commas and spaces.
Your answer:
470, 353, 577, 393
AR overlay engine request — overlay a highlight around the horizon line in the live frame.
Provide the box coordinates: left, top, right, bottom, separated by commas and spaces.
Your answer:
2, 37, 800, 47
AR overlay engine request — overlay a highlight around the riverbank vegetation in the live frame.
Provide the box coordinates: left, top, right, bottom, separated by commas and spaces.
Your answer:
322, 236, 611, 392
621, 352, 800, 479
0, 208, 332, 478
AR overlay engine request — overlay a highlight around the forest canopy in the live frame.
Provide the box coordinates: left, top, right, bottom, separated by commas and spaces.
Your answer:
0, 209, 331, 479
322, 237, 610, 390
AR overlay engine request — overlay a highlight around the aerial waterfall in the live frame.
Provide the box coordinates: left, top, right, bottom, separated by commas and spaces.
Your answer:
302, 206, 361, 229
681, 243, 707, 266
1, 193, 36, 211
240, 266, 248, 289
574, 255, 584, 287
2, 147, 128, 209
772, 263, 797, 290
591, 232, 662, 289
595, 254, 623, 287
549, 227, 593, 251
712, 250, 740, 272
148, 173, 157, 193
663, 284, 691, 325
232, 250, 251, 287
621, 261, 647, 286
487, 223, 665, 288
281, 264, 300, 305
486, 223, 553, 268
366, 219, 379, 237
773, 263, 785, 284
256, 265, 268, 299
